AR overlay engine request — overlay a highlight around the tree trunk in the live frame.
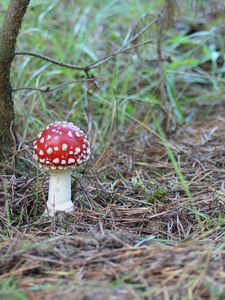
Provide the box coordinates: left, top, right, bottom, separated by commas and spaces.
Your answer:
0, 0, 30, 169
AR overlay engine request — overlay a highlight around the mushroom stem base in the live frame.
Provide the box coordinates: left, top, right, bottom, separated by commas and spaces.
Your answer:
46, 169, 73, 216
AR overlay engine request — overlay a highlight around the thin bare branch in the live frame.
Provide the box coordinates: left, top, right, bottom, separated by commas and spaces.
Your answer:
14, 16, 159, 71
12, 78, 96, 93
15, 40, 154, 71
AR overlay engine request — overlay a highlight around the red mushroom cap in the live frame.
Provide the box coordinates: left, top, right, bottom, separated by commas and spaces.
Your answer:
33, 121, 90, 169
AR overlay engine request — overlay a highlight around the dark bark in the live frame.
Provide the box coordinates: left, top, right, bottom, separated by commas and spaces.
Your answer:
0, 0, 30, 168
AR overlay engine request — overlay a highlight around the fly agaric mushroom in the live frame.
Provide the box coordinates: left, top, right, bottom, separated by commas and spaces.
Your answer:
33, 121, 90, 216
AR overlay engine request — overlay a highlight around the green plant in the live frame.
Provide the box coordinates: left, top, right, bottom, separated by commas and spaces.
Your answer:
0, 277, 29, 300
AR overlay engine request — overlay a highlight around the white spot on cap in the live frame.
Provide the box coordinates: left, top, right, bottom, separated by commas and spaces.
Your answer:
67, 131, 73, 137
61, 160, 67, 165
74, 147, 81, 154
82, 144, 86, 149
38, 132, 42, 138
45, 161, 50, 164
54, 136, 59, 140
53, 158, 60, 164
39, 150, 44, 156
40, 158, 46, 163
75, 132, 80, 137
62, 144, 68, 151
34, 145, 37, 150
47, 147, 53, 154
40, 137, 45, 143
54, 146, 59, 151
77, 158, 83, 165
68, 158, 75, 164
69, 151, 73, 154
47, 135, 52, 140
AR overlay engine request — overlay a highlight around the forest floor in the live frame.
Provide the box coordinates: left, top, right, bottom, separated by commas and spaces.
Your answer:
1, 1, 225, 299
0, 105, 225, 300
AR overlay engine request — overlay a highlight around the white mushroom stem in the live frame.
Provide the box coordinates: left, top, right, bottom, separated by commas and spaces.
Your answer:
45, 169, 74, 216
